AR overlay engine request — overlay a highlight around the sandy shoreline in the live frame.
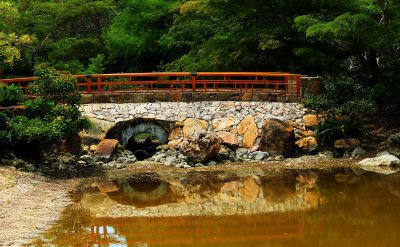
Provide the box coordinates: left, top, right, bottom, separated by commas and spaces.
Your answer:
0, 167, 74, 246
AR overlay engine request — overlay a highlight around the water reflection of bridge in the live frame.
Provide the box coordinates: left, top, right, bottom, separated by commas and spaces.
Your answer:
82, 213, 305, 245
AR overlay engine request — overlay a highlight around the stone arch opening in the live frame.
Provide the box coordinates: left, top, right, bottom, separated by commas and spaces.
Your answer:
126, 132, 161, 160
105, 119, 175, 160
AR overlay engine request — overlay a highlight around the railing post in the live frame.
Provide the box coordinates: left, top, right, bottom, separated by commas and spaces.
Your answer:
97, 76, 102, 92
191, 72, 197, 92
85, 75, 92, 93
296, 76, 301, 95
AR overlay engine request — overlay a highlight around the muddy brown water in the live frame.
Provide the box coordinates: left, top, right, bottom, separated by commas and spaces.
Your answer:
32, 168, 400, 247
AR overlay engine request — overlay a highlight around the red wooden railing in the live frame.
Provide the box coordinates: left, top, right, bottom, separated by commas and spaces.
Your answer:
0, 72, 301, 95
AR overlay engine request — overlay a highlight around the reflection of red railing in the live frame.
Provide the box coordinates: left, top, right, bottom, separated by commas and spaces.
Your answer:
82, 213, 305, 245
0, 72, 302, 95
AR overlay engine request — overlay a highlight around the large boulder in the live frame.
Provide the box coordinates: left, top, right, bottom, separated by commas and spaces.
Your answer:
295, 136, 319, 154
388, 132, 400, 158
94, 139, 120, 160
237, 115, 258, 149
181, 118, 208, 138
179, 132, 222, 163
216, 131, 239, 147
259, 118, 295, 157
358, 154, 400, 167
212, 117, 235, 132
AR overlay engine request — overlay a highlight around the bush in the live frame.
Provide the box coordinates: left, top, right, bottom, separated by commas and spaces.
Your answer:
305, 75, 374, 146
314, 114, 363, 147
0, 112, 8, 129
52, 104, 92, 138
0, 112, 10, 148
305, 75, 375, 116
28, 64, 81, 104
24, 97, 56, 120
1, 65, 91, 151
0, 83, 24, 106
8, 116, 61, 148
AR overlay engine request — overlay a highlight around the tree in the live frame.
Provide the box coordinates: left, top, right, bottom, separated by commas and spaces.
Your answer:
104, 0, 178, 72
8, 0, 115, 75
0, 1, 34, 75
295, 0, 400, 104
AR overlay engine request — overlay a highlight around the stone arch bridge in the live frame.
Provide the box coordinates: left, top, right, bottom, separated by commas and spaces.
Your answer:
81, 101, 312, 151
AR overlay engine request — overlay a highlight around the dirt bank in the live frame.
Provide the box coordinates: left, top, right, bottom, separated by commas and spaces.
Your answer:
0, 167, 76, 246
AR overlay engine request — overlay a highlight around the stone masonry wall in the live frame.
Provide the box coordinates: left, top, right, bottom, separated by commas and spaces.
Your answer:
81, 101, 311, 149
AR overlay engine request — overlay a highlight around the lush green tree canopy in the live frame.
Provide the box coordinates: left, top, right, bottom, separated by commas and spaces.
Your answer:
0, 0, 399, 98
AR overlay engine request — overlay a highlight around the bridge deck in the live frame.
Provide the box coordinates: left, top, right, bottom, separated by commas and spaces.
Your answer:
0, 72, 301, 95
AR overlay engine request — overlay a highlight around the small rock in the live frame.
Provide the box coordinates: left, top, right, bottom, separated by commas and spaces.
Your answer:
115, 163, 125, 169
377, 151, 391, 157
77, 160, 87, 166
295, 136, 319, 154
351, 147, 367, 158
89, 145, 98, 153
266, 156, 275, 161
194, 163, 205, 167
388, 132, 400, 158
334, 138, 361, 151
236, 148, 248, 158
80, 154, 94, 163
249, 151, 269, 161
164, 156, 177, 166
275, 155, 285, 161
318, 151, 334, 158
206, 160, 217, 166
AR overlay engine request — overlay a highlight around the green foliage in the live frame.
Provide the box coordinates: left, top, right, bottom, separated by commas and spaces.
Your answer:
0, 83, 24, 106
104, 0, 177, 71
305, 75, 375, 116
52, 105, 92, 138
2, 65, 91, 150
315, 114, 363, 147
82, 54, 106, 74
29, 64, 81, 104
305, 75, 374, 146
0, 112, 8, 129
8, 116, 61, 148
0, 1, 35, 68
24, 97, 56, 121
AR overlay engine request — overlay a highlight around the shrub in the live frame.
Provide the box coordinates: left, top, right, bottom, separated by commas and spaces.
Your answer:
305, 75, 374, 146
0, 112, 10, 148
28, 64, 81, 104
1, 65, 91, 151
314, 114, 363, 147
0, 83, 24, 106
24, 97, 56, 120
0, 112, 8, 129
8, 116, 61, 148
52, 105, 92, 138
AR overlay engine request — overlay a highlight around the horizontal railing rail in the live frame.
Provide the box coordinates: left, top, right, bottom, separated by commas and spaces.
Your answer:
0, 72, 302, 95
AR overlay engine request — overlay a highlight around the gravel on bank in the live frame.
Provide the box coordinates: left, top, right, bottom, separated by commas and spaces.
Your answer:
0, 166, 74, 247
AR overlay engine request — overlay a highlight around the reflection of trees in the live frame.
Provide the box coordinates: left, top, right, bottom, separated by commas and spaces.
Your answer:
300, 172, 400, 247
31, 205, 121, 246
